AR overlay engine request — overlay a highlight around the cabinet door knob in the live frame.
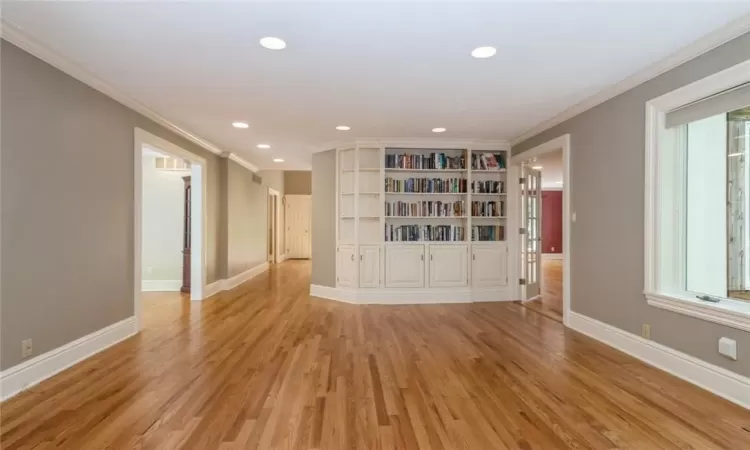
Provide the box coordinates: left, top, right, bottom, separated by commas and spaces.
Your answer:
351, 254, 354, 261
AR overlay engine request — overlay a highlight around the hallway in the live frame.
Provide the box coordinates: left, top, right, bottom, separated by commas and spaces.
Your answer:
521, 259, 563, 322
1, 261, 748, 449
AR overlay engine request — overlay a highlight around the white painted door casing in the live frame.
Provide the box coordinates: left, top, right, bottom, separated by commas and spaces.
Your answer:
385, 245, 425, 288
359, 245, 380, 288
337, 245, 356, 287
429, 245, 469, 287
472, 243, 508, 287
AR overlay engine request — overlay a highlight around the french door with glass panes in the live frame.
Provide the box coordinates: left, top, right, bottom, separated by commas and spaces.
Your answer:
520, 167, 542, 300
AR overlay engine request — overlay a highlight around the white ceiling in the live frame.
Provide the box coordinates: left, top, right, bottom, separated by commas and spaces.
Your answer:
4, 2, 749, 169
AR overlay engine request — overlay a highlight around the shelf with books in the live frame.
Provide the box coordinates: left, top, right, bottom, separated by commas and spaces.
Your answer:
471, 225, 506, 242
470, 193, 506, 196
470, 152, 507, 171
385, 150, 466, 171
386, 192, 466, 196
386, 216, 468, 219
385, 223, 466, 242
385, 168, 466, 173
471, 216, 507, 219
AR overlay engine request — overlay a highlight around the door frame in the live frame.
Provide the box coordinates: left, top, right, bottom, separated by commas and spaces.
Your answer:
134, 127, 208, 332
268, 187, 283, 263
511, 134, 571, 326
520, 167, 543, 300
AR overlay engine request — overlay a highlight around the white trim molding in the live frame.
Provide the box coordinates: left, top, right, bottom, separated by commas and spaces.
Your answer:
141, 280, 182, 292
223, 263, 270, 291
644, 58, 750, 330
0, 19, 259, 174
0, 317, 137, 401
646, 293, 750, 333
511, 13, 750, 146
310, 284, 516, 304
569, 312, 750, 410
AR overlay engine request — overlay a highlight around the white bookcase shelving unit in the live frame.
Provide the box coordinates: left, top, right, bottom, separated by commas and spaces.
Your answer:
331, 139, 516, 304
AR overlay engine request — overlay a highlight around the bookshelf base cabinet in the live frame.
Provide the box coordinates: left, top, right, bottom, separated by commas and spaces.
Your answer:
429, 244, 469, 287
324, 139, 517, 304
384, 245, 425, 288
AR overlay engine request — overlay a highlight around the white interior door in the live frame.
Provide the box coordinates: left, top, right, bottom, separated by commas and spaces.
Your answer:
285, 195, 312, 259
520, 167, 542, 300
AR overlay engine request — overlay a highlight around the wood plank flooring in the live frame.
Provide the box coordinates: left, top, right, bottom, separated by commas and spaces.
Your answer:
1, 260, 749, 449
521, 259, 563, 322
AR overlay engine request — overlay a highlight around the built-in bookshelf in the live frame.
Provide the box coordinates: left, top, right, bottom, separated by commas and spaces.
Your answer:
337, 145, 508, 244
333, 140, 513, 296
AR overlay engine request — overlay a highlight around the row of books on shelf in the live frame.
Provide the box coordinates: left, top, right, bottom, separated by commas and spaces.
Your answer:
385, 201, 464, 218
471, 201, 505, 217
385, 153, 465, 170
472, 180, 505, 194
471, 153, 506, 170
385, 177, 466, 193
472, 226, 505, 241
385, 224, 465, 242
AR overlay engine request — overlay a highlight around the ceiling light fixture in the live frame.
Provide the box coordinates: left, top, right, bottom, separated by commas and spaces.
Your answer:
260, 37, 286, 50
336, 125, 351, 131
471, 46, 497, 59
232, 122, 249, 129
432, 127, 446, 133
556, 181, 563, 184
257, 144, 271, 149
532, 165, 543, 170
273, 158, 284, 163
728, 152, 744, 157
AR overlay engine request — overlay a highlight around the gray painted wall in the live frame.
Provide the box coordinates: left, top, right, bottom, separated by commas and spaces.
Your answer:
311, 151, 336, 286
513, 32, 750, 377
285, 170, 312, 195
0, 40, 224, 370
226, 161, 268, 278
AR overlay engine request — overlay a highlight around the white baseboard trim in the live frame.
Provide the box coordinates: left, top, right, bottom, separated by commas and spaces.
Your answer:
202, 262, 270, 300
542, 253, 563, 260
568, 312, 750, 410
223, 262, 269, 291
141, 279, 182, 292
309, 284, 516, 305
0, 317, 137, 401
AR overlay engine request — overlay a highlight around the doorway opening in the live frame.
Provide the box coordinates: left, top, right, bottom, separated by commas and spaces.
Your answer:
512, 135, 571, 325
134, 128, 206, 332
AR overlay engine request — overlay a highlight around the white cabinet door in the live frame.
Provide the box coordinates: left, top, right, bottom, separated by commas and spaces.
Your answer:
429, 245, 468, 287
359, 245, 380, 288
337, 245, 356, 287
385, 245, 424, 288
472, 243, 508, 287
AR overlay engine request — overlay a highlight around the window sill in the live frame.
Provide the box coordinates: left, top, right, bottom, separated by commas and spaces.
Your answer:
645, 292, 750, 332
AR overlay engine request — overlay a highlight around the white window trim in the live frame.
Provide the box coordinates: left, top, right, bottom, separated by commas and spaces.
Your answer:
645, 58, 750, 332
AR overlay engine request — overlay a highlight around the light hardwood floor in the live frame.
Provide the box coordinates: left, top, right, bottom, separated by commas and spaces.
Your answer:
521, 259, 563, 322
1, 260, 749, 449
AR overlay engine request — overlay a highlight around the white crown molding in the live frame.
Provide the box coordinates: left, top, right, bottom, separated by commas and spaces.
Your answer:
0, 19, 259, 173
226, 153, 259, 173
312, 138, 511, 153
511, 13, 750, 146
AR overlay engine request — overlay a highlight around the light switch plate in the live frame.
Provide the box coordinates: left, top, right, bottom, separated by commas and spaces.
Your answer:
718, 337, 737, 361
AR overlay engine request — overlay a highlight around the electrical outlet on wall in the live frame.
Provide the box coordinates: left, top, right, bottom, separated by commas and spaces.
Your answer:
641, 324, 651, 340
551, 246, 555, 252
21, 339, 33, 358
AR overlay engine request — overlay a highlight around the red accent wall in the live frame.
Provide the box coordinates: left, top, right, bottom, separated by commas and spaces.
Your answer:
542, 190, 563, 254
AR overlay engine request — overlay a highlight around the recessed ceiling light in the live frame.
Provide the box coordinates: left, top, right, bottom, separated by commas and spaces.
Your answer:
532, 165, 543, 170
471, 46, 497, 59
336, 125, 351, 131
232, 122, 249, 129
556, 181, 563, 184
273, 158, 284, 163
260, 37, 286, 50
257, 144, 271, 149
432, 127, 446, 133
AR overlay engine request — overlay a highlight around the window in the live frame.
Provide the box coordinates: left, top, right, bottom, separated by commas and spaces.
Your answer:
645, 60, 750, 332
